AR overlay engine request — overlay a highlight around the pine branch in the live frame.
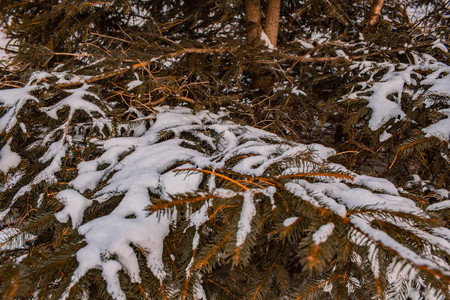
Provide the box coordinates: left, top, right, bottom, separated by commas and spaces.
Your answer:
193, 232, 233, 273
148, 195, 218, 214
275, 172, 353, 181
247, 242, 286, 300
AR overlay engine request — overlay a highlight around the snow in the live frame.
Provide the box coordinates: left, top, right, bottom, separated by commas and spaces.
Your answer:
427, 200, 450, 211
0, 29, 12, 60
309, 143, 336, 160
95, 140, 204, 199
0, 171, 23, 197
350, 215, 450, 277
229, 143, 329, 177
296, 38, 314, 49
335, 49, 349, 59
260, 31, 275, 49
0, 84, 38, 108
421, 67, 450, 140
236, 190, 257, 247
57, 109, 241, 296
292, 86, 306, 96
0, 84, 39, 134
283, 217, 298, 227
421, 66, 450, 97
0, 140, 20, 173
294, 180, 349, 217
406, 5, 429, 23
285, 182, 322, 208
66, 211, 171, 298
70, 168, 105, 193
436, 189, 449, 199
6, 141, 67, 216
379, 130, 392, 142
367, 75, 407, 130
368, 243, 380, 278
432, 41, 448, 54
262, 186, 277, 210
0, 227, 35, 251
423, 117, 450, 141
160, 163, 203, 196
193, 278, 207, 300
42, 84, 104, 120
55, 190, 93, 228
352, 174, 399, 195
322, 184, 419, 214
126, 79, 143, 90
102, 260, 126, 300
189, 203, 210, 250
312, 222, 335, 245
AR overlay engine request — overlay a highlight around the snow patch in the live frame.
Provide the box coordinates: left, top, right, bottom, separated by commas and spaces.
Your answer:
236, 190, 256, 247
55, 190, 93, 228
0, 140, 20, 173
260, 31, 275, 49
312, 222, 335, 244
283, 217, 298, 227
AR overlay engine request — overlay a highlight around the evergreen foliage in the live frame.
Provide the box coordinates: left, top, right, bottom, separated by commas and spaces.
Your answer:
335, 58, 450, 187
0, 0, 449, 299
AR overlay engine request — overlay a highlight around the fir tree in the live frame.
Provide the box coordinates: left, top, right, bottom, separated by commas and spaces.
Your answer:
1, 1, 449, 299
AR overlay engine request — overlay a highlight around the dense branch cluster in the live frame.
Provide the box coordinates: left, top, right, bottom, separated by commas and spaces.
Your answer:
0, 0, 449, 299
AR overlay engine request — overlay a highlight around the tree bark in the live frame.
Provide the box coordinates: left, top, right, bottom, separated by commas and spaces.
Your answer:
264, 0, 281, 47
366, 0, 385, 27
245, 0, 262, 46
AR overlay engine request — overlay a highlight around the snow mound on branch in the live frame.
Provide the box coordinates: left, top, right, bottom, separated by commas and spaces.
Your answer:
0, 140, 20, 174
313, 222, 335, 245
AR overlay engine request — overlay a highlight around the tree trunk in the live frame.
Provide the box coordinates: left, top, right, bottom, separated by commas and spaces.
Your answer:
366, 0, 385, 27
245, 0, 262, 46
264, 0, 281, 47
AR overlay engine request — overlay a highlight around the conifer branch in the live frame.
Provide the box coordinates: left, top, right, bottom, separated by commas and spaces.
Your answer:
275, 172, 354, 181
148, 195, 218, 213
249, 242, 285, 300
347, 218, 450, 283
208, 204, 240, 221
294, 274, 343, 300
1, 2, 449, 296
194, 231, 233, 272
204, 278, 240, 299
